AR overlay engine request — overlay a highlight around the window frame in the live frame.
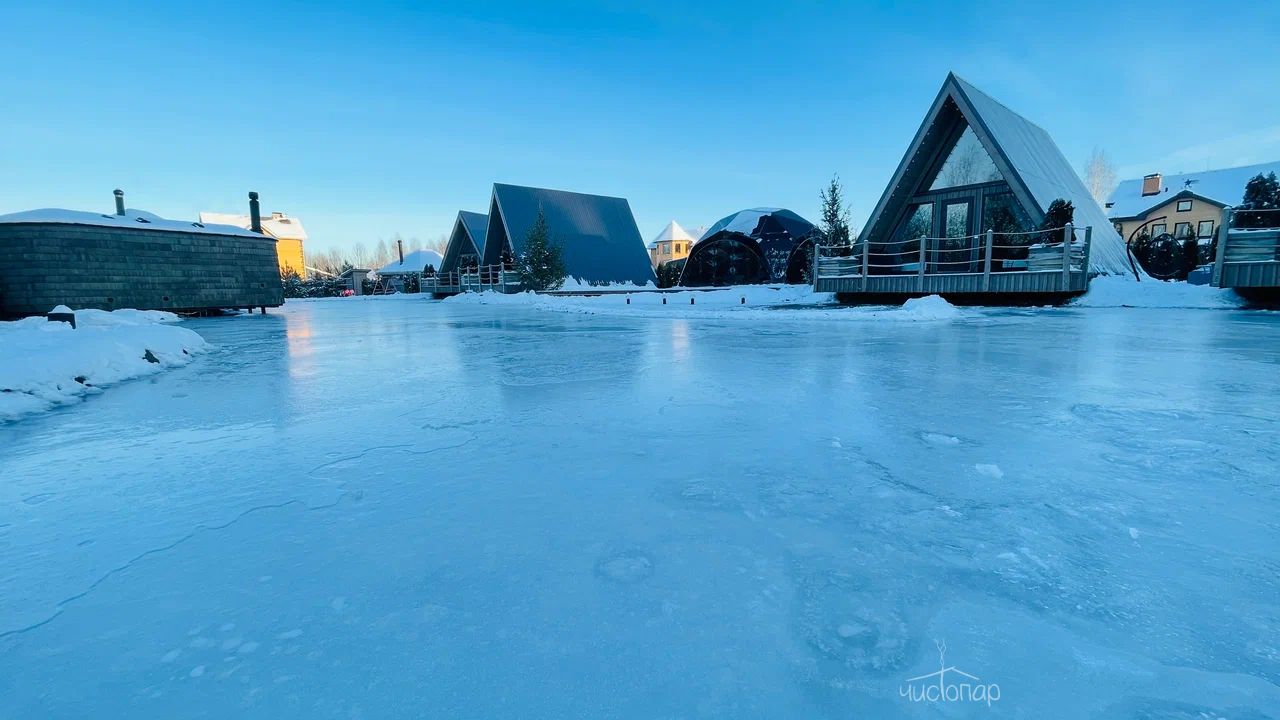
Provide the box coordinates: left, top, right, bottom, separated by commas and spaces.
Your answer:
1150, 223, 1168, 237
1176, 199, 1193, 212
1198, 220, 1215, 238
1174, 222, 1193, 238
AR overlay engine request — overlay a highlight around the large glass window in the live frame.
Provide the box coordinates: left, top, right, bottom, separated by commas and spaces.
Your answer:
1198, 220, 1215, 238
1174, 222, 1193, 238
1151, 223, 1168, 237
879, 202, 932, 272
929, 126, 1002, 190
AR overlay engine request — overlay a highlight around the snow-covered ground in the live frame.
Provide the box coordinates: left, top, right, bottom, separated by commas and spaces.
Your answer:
1, 297, 1277, 718
0, 309, 208, 422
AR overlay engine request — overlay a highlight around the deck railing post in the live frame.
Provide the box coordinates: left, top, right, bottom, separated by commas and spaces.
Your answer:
917, 236, 927, 292
1212, 208, 1231, 286
861, 238, 869, 292
1061, 223, 1074, 287
982, 229, 993, 292
1081, 226, 1093, 290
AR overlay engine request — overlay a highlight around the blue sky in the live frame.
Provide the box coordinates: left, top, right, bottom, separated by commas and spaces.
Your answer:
2, 1, 1278, 253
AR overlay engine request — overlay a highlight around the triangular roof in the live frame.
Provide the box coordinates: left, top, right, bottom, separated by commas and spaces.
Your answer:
861, 73, 1129, 275
482, 183, 656, 286
439, 210, 487, 273
651, 220, 696, 246
1106, 160, 1280, 219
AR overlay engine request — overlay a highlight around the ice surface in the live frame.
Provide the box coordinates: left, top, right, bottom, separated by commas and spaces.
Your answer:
1, 295, 1278, 718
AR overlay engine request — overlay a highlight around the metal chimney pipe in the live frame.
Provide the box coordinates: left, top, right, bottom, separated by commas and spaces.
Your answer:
113, 188, 125, 216
397, 238, 404, 264
248, 191, 262, 233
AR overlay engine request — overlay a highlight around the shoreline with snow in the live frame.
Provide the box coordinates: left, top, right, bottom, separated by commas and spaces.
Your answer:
0, 309, 209, 422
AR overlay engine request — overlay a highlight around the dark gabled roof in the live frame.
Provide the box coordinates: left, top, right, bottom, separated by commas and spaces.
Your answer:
482, 183, 656, 286
1106, 161, 1280, 219
460, 210, 488, 257
440, 210, 487, 273
860, 73, 1129, 275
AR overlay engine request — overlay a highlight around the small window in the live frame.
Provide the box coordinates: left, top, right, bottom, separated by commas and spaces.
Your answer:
1174, 222, 1193, 238
1198, 220, 1215, 237
1150, 223, 1167, 237
1176, 199, 1193, 212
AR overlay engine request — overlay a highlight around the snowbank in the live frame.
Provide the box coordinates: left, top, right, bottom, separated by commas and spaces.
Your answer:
0, 309, 209, 422
1074, 275, 1245, 309
445, 286, 966, 323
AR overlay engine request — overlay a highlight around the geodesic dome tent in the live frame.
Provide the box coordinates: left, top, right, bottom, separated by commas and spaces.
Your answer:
677, 208, 822, 286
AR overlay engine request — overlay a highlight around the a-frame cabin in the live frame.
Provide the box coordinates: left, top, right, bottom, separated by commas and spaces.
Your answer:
424, 210, 488, 295
816, 73, 1131, 301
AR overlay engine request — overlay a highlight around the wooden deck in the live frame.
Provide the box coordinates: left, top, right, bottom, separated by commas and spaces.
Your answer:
1212, 225, 1280, 291
815, 225, 1092, 301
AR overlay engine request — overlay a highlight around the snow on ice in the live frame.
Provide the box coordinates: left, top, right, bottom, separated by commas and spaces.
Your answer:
0, 308, 208, 421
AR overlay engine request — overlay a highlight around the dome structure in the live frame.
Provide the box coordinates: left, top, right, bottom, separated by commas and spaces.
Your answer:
678, 208, 821, 286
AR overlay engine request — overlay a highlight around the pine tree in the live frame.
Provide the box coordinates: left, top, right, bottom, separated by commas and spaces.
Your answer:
1039, 199, 1076, 244
516, 207, 566, 291
818, 174, 852, 246
1237, 172, 1280, 229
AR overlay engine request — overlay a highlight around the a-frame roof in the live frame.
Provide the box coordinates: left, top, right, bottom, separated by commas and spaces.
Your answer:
861, 73, 1129, 275
439, 210, 487, 273
482, 183, 657, 286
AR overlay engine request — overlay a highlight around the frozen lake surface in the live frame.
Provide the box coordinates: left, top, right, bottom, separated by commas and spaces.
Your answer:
2, 296, 1278, 718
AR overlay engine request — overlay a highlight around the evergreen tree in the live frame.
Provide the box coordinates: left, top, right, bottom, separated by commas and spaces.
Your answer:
818, 174, 852, 246
1039, 199, 1076, 244
1236, 172, 1280, 229
515, 207, 566, 291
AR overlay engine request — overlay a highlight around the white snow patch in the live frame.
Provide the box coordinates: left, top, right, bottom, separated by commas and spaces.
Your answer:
974, 463, 1005, 479
922, 432, 961, 446
443, 286, 971, 323
0, 309, 208, 422
1075, 275, 1245, 309
898, 295, 960, 320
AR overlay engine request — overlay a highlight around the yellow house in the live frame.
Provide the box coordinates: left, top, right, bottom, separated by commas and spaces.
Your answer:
648, 220, 697, 268
200, 210, 308, 277
1106, 162, 1280, 244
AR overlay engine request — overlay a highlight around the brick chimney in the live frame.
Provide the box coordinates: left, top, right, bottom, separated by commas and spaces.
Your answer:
1141, 173, 1162, 196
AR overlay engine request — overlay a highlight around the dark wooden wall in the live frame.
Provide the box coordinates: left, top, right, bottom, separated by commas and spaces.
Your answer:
0, 223, 284, 317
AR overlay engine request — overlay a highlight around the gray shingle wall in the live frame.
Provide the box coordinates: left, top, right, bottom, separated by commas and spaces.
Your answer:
0, 223, 284, 317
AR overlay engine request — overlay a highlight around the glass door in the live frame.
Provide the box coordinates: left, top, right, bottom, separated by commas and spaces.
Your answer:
934, 200, 972, 272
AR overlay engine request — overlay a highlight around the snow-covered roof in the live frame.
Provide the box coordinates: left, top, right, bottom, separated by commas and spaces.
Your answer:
1105, 160, 1280, 219
0, 208, 264, 238
648, 220, 697, 248
859, 73, 1131, 276
198, 211, 309, 241
376, 249, 444, 276
700, 208, 814, 241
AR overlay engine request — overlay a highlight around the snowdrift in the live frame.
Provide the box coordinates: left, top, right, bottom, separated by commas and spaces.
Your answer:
445, 285, 968, 322
0, 309, 208, 422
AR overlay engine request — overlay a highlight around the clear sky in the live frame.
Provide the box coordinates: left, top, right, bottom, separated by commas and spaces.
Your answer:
2, 1, 1278, 253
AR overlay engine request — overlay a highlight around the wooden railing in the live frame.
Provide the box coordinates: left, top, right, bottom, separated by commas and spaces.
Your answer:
814, 224, 1091, 294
